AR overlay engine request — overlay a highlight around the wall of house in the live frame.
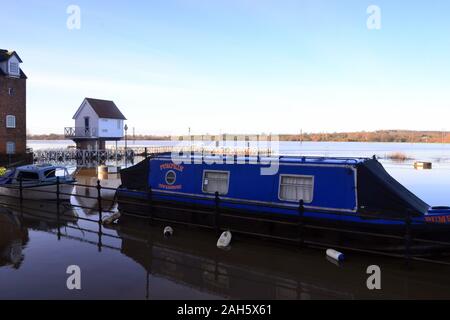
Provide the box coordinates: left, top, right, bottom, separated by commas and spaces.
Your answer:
98, 118, 124, 138
0, 74, 26, 157
74, 101, 99, 136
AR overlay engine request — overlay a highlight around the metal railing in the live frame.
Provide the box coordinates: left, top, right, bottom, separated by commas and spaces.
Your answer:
32, 146, 275, 165
2, 177, 450, 266
64, 127, 98, 138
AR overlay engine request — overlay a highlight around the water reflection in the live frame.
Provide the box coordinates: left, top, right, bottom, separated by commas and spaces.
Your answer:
0, 202, 78, 270
2, 161, 450, 299
109, 219, 357, 299
71, 168, 121, 215
2, 202, 450, 299
109, 217, 450, 300
0, 208, 27, 269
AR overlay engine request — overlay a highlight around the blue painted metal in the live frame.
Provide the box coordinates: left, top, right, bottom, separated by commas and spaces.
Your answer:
149, 155, 358, 214
118, 155, 450, 228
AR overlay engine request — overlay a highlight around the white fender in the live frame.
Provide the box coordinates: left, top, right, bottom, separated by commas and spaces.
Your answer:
326, 249, 344, 262
102, 212, 121, 225
164, 226, 174, 237
217, 231, 232, 248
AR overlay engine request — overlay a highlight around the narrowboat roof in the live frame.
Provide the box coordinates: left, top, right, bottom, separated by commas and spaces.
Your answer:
151, 154, 369, 166
16, 164, 64, 172
120, 154, 431, 217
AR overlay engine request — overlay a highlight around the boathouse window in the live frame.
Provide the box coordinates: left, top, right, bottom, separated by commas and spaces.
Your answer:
279, 175, 314, 203
202, 170, 229, 195
6, 115, 16, 128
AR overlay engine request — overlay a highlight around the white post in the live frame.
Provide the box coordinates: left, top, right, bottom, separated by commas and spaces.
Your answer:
96, 140, 99, 164
115, 140, 118, 167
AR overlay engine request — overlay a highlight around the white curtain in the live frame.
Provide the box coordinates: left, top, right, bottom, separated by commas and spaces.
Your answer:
280, 176, 313, 202
204, 172, 229, 194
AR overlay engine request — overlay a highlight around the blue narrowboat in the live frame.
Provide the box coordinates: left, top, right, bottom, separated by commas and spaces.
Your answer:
117, 154, 450, 252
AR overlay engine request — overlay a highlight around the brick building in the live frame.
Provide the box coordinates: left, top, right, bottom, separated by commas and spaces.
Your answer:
0, 49, 27, 165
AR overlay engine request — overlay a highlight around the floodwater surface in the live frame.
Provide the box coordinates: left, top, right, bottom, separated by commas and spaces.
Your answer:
1, 143, 450, 299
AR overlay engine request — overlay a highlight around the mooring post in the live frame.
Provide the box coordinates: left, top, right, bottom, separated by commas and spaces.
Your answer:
97, 180, 103, 224
298, 199, 305, 247
405, 209, 412, 264
98, 226, 102, 253
19, 177, 23, 203
147, 186, 153, 223
144, 147, 148, 158
56, 177, 60, 213
56, 176, 61, 240
97, 180, 103, 252
215, 191, 220, 232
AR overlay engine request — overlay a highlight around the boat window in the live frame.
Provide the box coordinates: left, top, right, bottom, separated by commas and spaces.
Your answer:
279, 175, 314, 203
44, 169, 56, 179
17, 171, 39, 181
202, 171, 229, 195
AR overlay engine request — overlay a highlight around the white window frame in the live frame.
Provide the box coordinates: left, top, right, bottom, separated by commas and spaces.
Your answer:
6, 142, 16, 155
202, 170, 230, 195
8, 87, 14, 96
278, 174, 314, 203
6, 115, 16, 128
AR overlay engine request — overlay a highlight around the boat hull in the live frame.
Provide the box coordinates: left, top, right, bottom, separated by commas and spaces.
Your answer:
117, 189, 450, 255
0, 183, 74, 201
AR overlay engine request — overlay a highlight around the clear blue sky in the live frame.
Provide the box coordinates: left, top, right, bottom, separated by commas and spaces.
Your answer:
2, 0, 450, 135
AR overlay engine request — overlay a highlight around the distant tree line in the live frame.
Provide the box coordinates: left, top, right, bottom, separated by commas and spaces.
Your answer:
27, 134, 171, 141
27, 130, 450, 143
280, 130, 450, 143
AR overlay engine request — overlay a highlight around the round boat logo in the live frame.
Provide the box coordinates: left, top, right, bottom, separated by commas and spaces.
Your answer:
165, 170, 177, 185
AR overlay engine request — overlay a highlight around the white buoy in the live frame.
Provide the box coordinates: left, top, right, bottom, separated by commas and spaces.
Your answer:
217, 231, 232, 249
326, 249, 344, 262
326, 256, 342, 267
164, 226, 174, 237
102, 212, 121, 225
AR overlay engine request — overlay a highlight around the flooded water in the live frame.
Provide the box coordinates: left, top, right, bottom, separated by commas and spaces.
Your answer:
28, 139, 450, 160
2, 142, 450, 299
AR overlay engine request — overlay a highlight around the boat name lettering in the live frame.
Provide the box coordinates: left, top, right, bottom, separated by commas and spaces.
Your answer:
160, 163, 184, 172
425, 216, 450, 224
158, 183, 182, 190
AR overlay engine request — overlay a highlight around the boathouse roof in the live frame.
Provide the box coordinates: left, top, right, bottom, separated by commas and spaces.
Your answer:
73, 98, 127, 120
